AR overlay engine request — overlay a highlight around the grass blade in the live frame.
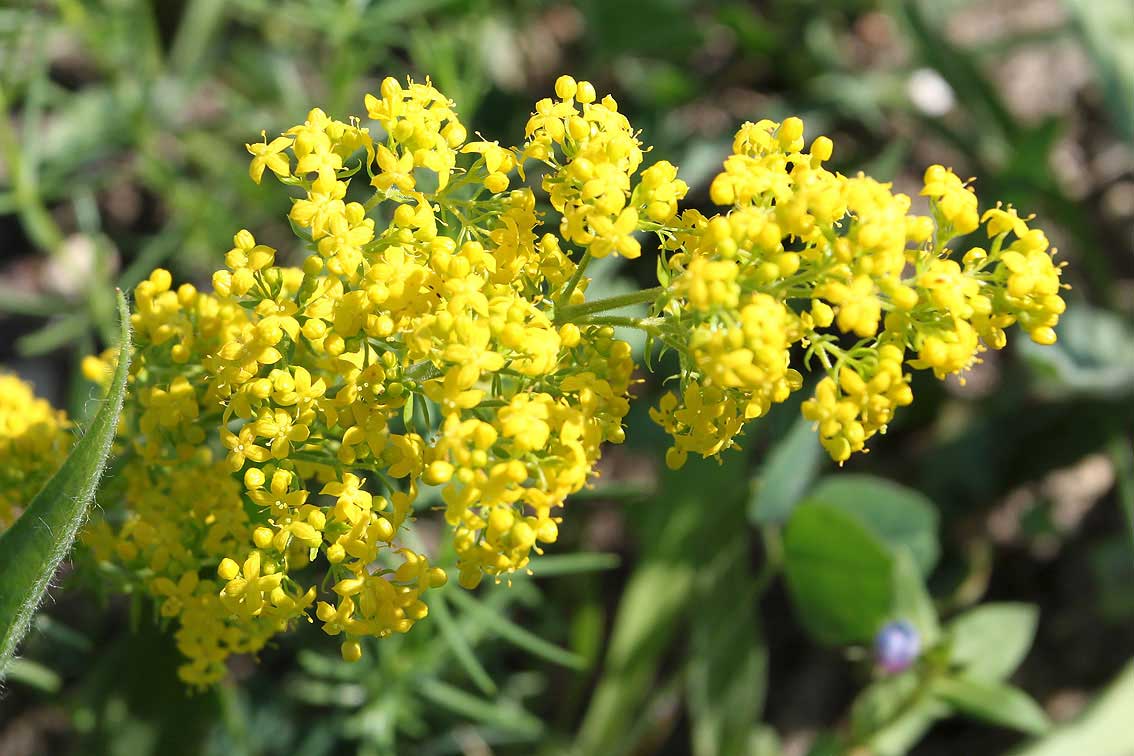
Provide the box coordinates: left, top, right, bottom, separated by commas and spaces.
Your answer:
526, 552, 621, 576
0, 289, 131, 678
416, 679, 543, 739
429, 589, 498, 696
446, 587, 587, 670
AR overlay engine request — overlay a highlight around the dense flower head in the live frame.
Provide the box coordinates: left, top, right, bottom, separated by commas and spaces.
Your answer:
76, 75, 639, 684
0, 74, 1066, 686
653, 120, 1066, 465
0, 374, 71, 528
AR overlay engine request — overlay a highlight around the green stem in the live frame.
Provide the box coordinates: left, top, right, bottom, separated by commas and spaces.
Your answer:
557, 285, 664, 322
578, 315, 666, 333
556, 250, 592, 309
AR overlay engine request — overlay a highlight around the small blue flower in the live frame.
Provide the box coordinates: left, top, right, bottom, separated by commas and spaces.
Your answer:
874, 620, 920, 674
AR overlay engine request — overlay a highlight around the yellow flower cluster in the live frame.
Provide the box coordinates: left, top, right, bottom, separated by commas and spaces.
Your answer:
0, 374, 71, 528
76, 76, 634, 684
654, 119, 1066, 464
525, 75, 688, 261
0, 75, 1066, 686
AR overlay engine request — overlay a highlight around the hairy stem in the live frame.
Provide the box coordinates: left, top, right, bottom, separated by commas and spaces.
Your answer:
557, 286, 664, 322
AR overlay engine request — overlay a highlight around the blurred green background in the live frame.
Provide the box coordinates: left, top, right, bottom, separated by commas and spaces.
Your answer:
2, 0, 1134, 754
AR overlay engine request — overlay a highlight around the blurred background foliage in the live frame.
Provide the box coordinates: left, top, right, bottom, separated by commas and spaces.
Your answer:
1, 0, 1134, 754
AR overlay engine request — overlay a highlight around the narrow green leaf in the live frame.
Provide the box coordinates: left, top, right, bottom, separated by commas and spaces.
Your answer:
933, 676, 1049, 735
688, 548, 766, 756
900, 0, 1020, 143
748, 412, 826, 524
446, 587, 586, 670
416, 679, 543, 739
0, 285, 66, 316
168, 0, 226, 76
0, 290, 131, 678
428, 589, 497, 696
15, 311, 91, 357
4, 657, 61, 693
578, 456, 747, 755
783, 501, 895, 645
946, 603, 1038, 682
527, 552, 620, 576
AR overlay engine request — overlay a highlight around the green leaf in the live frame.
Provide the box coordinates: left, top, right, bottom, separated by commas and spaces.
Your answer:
1065, 0, 1134, 145
891, 549, 940, 646
748, 412, 826, 524
851, 672, 948, 756
427, 589, 497, 696
851, 671, 920, 741
446, 587, 586, 670
1010, 659, 1134, 756
868, 698, 949, 756
783, 501, 895, 645
899, 0, 1020, 144
527, 552, 621, 577
578, 456, 746, 756
687, 549, 766, 756
4, 657, 62, 693
0, 290, 131, 679
809, 475, 940, 575
15, 312, 91, 357
416, 679, 543, 740
946, 603, 1038, 682
1019, 304, 1134, 398
933, 676, 1049, 735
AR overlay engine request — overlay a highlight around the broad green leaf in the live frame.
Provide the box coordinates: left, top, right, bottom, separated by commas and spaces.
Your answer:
783, 501, 895, 645
891, 549, 940, 646
1019, 304, 1134, 398
809, 475, 940, 575
1011, 659, 1134, 756
0, 290, 131, 679
446, 587, 586, 670
1065, 0, 1134, 145
946, 603, 1038, 682
748, 412, 826, 524
933, 676, 1049, 735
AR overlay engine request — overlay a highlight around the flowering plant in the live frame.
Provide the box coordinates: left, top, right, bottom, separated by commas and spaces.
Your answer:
0, 75, 1065, 688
